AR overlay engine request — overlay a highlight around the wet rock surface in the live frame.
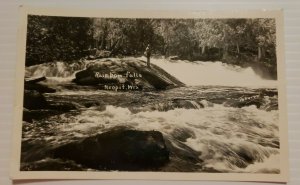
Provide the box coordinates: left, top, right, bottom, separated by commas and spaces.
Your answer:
23, 90, 49, 110
53, 128, 170, 171
73, 58, 184, 90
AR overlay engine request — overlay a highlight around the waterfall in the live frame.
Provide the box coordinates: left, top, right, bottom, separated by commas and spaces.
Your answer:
149, 58, 277, 87
25, 57, 277, 87
25, 61, 87, 78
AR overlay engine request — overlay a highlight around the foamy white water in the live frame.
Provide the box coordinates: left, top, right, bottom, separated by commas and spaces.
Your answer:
22, 58, 280, 172
147, 57, 277, 87
26, 62, 81, 78
51, 105, 279, 172
26, 57, 277, 88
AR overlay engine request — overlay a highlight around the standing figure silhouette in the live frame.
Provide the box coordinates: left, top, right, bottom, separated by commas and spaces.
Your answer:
144, 44, 151, 68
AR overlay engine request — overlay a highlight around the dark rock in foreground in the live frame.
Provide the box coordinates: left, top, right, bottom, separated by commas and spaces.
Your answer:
25, 76, 46, 84
23, 90, 49, 110
23, 108, 57, 122
53, 128, 170, 171
21, 158, 84, 171
48, 102, 77, 112
24, 76, 56, 93
23, 75, 78, 122
23, 102, 77, 122
23, 89, 76, 110
25, 83, 56, 93
73, 58, 184, 90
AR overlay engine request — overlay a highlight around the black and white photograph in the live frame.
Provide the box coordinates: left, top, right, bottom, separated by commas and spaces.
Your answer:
11, 8, 288, 181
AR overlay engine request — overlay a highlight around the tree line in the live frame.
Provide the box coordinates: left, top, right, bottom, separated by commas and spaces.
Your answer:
26, 15, 277, 78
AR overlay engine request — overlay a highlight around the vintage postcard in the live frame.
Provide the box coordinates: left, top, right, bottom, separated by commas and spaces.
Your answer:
11, 6, 288, 182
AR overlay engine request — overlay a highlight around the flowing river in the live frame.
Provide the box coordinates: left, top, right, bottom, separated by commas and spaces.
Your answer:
21, 57, 280, 173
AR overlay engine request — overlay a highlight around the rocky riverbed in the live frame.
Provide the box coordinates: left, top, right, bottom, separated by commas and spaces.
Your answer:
21, 57, 280, 173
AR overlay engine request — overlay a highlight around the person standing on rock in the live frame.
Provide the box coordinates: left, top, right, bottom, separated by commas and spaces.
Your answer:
144, 44, 151, 68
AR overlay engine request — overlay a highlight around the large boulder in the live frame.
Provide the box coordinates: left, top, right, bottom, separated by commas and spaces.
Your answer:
73, 58, 184, 90
25, 76, 46, 84
24, 76, 56, 93
22, 101, 77, 122
23, 90, 49, 110
138, 68, 170, 90
23, 89, 76, 121
21, 158, 84, 171
53, 128, 170, 171
23, 108, 57, 122
24, 83, 56, 93
73, 68, 118, 85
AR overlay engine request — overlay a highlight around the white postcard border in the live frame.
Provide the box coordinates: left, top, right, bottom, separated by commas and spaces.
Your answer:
10, 6, 289, 182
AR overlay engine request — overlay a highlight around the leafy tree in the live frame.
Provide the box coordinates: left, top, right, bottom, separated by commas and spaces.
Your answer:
26, 15, 92, 66
26, 16, 277, 78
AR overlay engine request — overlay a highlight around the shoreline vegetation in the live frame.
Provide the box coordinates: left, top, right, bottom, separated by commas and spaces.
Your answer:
26, 16, 277, 79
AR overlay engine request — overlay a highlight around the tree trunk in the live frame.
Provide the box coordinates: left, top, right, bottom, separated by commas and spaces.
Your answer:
100, 36, 105, 49
261, 47, 265, 58
110, 38, 122, 55
100, 28, 108, 50
223, 44, 228, 59
258, 46, 262, 60
94, 39, 98, 49
164, 45, 168, 56
236, 43, 240, 54
201, 46, 206, 54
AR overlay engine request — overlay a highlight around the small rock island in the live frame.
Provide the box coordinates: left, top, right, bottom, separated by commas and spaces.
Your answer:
73, 58, 184, 90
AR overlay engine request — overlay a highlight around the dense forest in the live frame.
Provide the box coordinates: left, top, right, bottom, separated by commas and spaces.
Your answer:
26, 15, 277, 78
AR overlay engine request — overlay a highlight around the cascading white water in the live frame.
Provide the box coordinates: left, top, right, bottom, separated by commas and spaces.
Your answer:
149, 58, 277, 87
22, 57, 280, 173
25, 61, 86, 78
25, 60, 92, 84
46, 104, 278, 173
25, 57, 277, 87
